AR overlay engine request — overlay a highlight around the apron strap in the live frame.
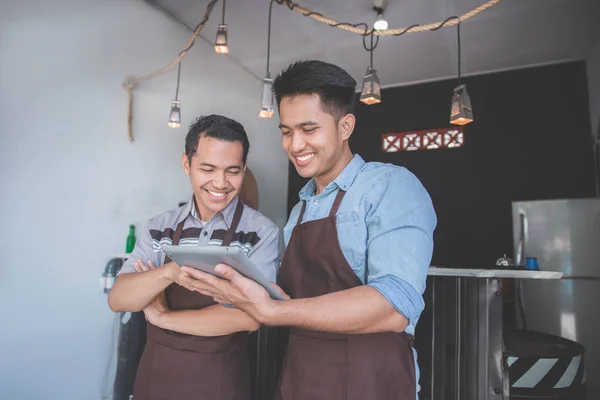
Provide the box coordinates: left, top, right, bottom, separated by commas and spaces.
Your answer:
172, 219, 185, 246
221, 198, 244, 246
298, 189, 346, 224
328, 189, 347, 217
297, 201, 307, 225
164, 219, 186, 263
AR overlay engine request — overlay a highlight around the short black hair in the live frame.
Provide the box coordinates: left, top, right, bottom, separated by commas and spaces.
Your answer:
185, 114, 250, 164
273, 60, 357, 120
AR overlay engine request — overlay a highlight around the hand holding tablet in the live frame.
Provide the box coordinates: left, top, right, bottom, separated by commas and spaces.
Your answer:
161, 244, 285, 301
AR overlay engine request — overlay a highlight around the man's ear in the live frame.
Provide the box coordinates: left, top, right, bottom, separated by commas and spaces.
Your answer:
182, 153, 190, 175
338, 113, 355, 141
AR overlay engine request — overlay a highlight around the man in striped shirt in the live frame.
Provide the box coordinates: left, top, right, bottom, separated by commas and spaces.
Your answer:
108, 114, 279, 400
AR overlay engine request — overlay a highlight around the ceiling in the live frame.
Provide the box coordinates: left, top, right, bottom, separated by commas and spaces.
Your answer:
148, 0, 600, 88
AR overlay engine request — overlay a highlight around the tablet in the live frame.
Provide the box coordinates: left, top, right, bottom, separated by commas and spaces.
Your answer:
161, 244, 285, 301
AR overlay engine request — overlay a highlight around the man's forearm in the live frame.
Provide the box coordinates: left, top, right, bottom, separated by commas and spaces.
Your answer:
157, 304, 260, 336
108, 268, 172, 312
262, 285, 408, 334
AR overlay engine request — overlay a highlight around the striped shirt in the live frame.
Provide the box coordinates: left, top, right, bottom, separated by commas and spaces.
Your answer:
119, 196, 280, 281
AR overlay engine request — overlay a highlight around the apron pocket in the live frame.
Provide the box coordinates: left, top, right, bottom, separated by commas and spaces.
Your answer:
148, 342, 223, 400
281, 333, 347, 400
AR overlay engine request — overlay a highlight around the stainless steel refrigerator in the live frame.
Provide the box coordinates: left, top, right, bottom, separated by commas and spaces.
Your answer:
512, 198, 600, 397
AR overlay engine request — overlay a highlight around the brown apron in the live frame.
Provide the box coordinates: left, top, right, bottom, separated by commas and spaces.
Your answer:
133, 200, 251, 400
276, 189, 417, 400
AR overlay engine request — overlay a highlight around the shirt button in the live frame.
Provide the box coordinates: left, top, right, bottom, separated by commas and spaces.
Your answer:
314, 199, 319, 205
203, 231, 208, 236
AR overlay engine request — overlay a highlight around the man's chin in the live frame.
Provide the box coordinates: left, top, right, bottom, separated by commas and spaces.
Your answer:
295, 167, 317, 179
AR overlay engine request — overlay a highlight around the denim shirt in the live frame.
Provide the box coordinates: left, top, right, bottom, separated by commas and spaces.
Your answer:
283, 154, 437, 395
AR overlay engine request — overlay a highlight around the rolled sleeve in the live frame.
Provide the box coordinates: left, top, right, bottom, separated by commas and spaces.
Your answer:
117, 223, 157, 275
248, 222, 281, 282
364, 169, 437, 328
369, 275, 425, 331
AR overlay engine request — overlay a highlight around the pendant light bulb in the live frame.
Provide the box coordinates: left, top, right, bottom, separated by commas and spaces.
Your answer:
259, 0, 275, 118
168, 100, 181, 128
374, 13, 388, 31
215, 0, 228, 54
450, 22, 473, 125
258, 72, 275, 118
214, 24, 229, 54
450, 84, 473, 126
360, 66, 381, 105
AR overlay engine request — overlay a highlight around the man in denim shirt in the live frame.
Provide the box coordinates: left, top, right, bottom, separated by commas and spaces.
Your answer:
184, 61, 437, 400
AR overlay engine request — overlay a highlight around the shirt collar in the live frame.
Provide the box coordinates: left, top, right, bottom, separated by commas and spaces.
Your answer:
219, 196, 240, 229
183, 195, 239, 229
178, 197, 196, 222
298, 154, 365, 200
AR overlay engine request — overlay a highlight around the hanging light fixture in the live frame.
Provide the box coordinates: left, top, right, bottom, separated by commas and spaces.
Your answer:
214, 0, 229, 54
360, 32, 381, 105
450, 20, 473, 125
258, 0, 275, 118
450, 84, 473, 126
259, 72, 275, 118
373, 5, 388, 31
373, 12, 388, 31
168, 100, 181, 128
168, 61, 182, 128
214, 25, 228, 54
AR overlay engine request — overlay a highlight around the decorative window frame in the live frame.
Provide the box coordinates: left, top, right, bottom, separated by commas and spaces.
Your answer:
381, 127, 465, 153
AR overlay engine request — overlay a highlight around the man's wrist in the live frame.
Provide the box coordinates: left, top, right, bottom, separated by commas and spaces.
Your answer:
161, 262, 177, 282
155, 310, 169, 328
258, 298, 285, 326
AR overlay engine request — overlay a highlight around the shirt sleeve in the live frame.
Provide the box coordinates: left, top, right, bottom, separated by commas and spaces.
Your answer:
117, 222, 158, 275
364, 168, 437, 327
247, 220, 281, 283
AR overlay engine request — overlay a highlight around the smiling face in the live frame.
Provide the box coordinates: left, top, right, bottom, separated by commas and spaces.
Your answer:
279, 93, 355, 193
182, 135, 245, 221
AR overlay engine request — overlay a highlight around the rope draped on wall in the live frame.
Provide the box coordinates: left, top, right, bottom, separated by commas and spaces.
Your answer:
122, 0, 219, 142
122, 0, 503, 142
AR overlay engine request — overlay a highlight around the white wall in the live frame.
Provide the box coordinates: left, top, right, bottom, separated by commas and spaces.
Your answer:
588, 36, 600, 139
0, 0, 288, 398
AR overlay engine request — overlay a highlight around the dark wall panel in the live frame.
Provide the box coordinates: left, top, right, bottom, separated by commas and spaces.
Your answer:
287, 61, 596, 268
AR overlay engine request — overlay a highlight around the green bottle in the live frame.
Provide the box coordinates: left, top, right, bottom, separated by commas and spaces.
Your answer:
126, 225, 136, 253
